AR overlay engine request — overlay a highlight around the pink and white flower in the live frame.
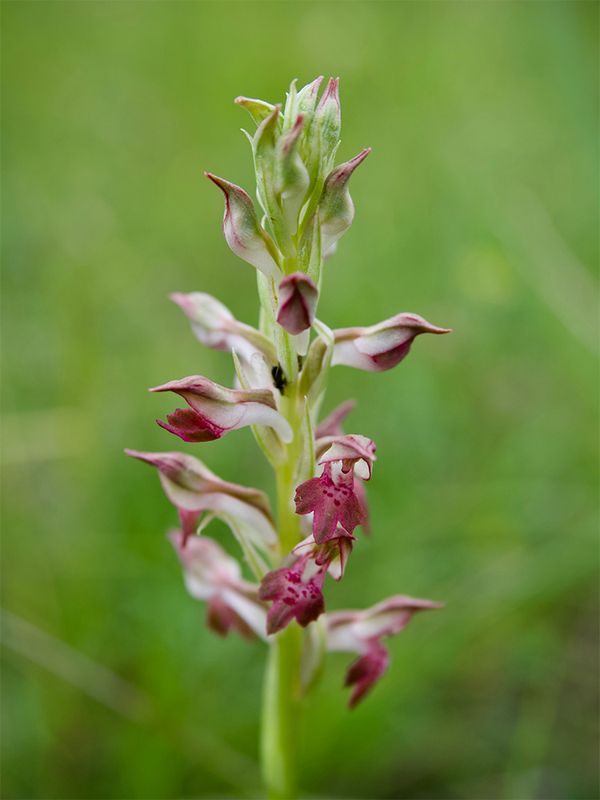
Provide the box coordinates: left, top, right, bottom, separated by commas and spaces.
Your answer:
150, 376, 292, 444
124, 449, 277, 552
326, 595, 443, 706
170, 531, 267, 639
170, 292, 275, 363
332, 313, 451, 372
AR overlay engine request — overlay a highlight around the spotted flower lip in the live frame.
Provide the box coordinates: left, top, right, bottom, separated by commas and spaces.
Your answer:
170, 292, 276, 363
276, 272, 319, 335
332, 313, 451, 372
150, 376, 293, 444
259, 556, 326, 634
205, 172, 280, 278
124, 449, 277, 551
326, 595, 443, 706
295, 462, 366, 544
169, 531, 268, 640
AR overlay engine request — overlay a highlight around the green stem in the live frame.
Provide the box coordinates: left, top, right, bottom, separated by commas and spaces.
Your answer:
261, 380, 303, 800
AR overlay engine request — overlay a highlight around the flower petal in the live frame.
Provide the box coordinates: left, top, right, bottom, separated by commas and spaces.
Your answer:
345, 642, 389, 708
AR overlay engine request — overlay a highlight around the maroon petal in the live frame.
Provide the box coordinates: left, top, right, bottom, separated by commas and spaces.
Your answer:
157, 407, 224, 442
295, 464, 365, 543
345, 642, 390, 708
276, 272, 319, 335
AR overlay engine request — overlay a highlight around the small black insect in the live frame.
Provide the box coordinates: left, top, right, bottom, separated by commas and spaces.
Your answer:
271, 364, 287, 394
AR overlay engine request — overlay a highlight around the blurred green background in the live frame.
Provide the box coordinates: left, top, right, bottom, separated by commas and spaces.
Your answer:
2, 2, 598, 798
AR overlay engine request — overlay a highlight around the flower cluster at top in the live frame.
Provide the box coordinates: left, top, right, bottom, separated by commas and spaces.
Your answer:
127, 77, 449, 707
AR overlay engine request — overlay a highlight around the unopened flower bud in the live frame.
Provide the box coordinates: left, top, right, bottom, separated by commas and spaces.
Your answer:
276, 272, 318, 335
319, 148, 370, 254
277, 115, 309, 232
252, 106, 281, 223
234, 95, 277, 125
205, 172, 280, 277
332, 313, 451, 372
314, 77, 341, 169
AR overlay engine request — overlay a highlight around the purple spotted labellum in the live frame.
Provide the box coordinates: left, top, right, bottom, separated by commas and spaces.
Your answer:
276, 272, 319, 335
295, 462, 366, 544
327, 595, 443, 706
333, 312, 451, 372
259, 556, 326, 635
150, 376, 292, 444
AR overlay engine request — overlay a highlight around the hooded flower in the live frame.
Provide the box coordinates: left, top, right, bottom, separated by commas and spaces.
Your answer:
295, 434, 376, 543
124, 449, 277, 554
205, 172, 280, 277
326, 595, 443, 707
170, 292, 275, 363
170, 531, 267, 639
332, 313, 451, 372
259, 556, 326, 634
150, 376, 292, 444
276, 272, 319, 335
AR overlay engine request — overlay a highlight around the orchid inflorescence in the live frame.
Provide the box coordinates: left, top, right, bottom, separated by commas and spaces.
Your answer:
127, 76, 449, 795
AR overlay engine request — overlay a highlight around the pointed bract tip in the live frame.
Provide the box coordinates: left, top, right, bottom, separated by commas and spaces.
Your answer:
205, 171, 226, 191
124, 448, 158, 467
169, 292, 190, 309
320, 77, 340, 107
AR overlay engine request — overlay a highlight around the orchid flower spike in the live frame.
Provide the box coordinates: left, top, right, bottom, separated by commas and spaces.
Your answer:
127, 77, 450, 796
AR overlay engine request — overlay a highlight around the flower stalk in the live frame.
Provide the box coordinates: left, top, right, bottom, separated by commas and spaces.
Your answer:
127, 76, 450, 799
